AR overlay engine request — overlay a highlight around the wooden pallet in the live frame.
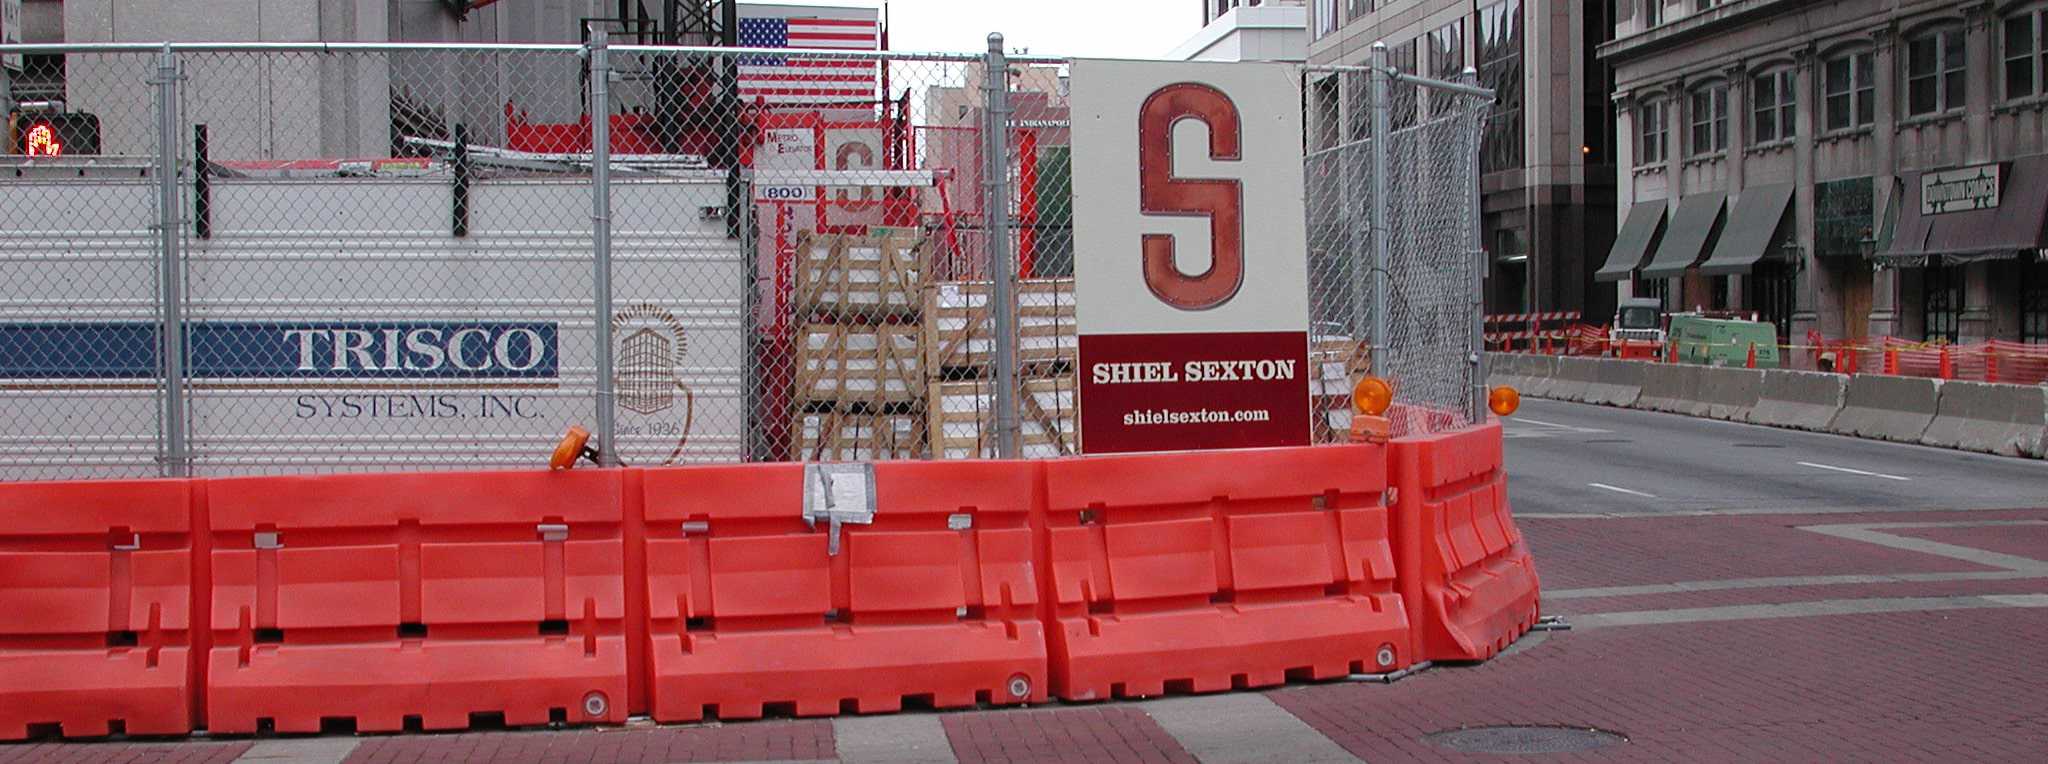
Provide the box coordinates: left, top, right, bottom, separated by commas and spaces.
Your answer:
927, 374, 1077, 460
793, 409, 927, 461
1310, 336, 1372, 444
793, 231, 925, 318
793, 323, 923, 406
922, 278, 1076, 374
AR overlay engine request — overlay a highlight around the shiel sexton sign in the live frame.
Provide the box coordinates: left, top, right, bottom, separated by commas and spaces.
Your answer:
1068, 60, 1312, 454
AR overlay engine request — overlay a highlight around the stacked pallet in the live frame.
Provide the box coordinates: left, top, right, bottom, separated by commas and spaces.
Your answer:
923, 278, 1079, 458
1309, 335, 1373, 444
789, 231, 928, 459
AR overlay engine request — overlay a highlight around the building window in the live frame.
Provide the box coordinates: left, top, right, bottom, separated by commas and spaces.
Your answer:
2005, 7, 2048, 101
1689, 85, 1728, 156
1344, 70, 1370, 142
1907, 26, 1966, 116
1347, 0, 1373, 23
1639, 99, 1669, 164
1751, 69, 1796, 144
1477, 0, 1525, 173
1313, 0, 1338, 39
1312, 75, 1340, 150
1390, 39, 1420, 130
2023, 261, 2048, 342
1923, 264, 1963, 343
1427, 20, 1465, 117
1823, 51, 1875, 131
1645, 0, 1664, 28
1694, 0, 1726, 10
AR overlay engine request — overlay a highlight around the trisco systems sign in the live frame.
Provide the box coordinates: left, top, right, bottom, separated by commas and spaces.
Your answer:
0, 322, 558, 379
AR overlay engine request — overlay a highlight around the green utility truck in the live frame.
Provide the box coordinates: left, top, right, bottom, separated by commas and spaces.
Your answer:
1668, 314, 1781, 368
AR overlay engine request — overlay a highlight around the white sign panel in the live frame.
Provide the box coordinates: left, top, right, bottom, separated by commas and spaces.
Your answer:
1922, 164, 2001, 216
1068, 59, 1311, 453
2, 0, 22, 73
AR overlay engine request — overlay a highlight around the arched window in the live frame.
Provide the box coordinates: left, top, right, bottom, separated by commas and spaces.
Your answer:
1688, 81, 1729, 156
1821, 44, 1876, 131
2005, 3, 2048, 101
1750, 66, 1798, 144
1905, 22, 1967, 116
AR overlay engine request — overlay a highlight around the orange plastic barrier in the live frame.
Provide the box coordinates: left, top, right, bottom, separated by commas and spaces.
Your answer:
639, 460, 1047, 721
203, 469, 630, 733
1039, 445, 1411, 701
0, 479, 196, 739
1390, 421, 1541, 662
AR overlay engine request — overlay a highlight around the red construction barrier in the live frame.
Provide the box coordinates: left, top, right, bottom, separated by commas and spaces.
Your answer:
0, 479, 196, 739
203, 470, 630, 733
639, 460, 1047, 721
1040, 445, 1411, 701
1391, 421, 1541, 662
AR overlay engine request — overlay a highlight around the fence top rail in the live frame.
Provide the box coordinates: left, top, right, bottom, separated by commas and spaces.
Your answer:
1303, 63, 1496, 99
0, 41, 986, 59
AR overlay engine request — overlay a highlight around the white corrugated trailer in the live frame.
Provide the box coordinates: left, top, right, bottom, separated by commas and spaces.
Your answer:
0, 163, 751, 477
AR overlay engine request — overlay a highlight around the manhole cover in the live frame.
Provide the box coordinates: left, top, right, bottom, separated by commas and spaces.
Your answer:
1425, 725, 1626, 754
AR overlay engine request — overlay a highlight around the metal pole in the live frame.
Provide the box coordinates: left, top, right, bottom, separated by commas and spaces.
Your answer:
589, 28, 618, 463
984, 33, 1019, 458
1342, 74, 1364, 342
1368, 43, 1391, 377
154, 45, 188, 478
1464, 68, 1487, 423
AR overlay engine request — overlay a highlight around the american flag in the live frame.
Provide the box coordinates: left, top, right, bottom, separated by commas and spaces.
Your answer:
736, 13, 881, 106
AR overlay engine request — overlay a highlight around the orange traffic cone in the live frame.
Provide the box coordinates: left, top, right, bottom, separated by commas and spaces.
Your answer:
1666, 340, 1679, 364
1939, 345, 1954, 380
1745, 342, 1757, 369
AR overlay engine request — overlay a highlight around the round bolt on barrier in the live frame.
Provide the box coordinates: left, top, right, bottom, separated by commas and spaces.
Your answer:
1375, 644, 1398, 668
1007, 674, 1032, 699
1425, 726, 1625, 755
582, 691, 610, 719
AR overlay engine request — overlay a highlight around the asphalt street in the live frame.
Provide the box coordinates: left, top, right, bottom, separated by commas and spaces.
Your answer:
1504, 397, 2048, 516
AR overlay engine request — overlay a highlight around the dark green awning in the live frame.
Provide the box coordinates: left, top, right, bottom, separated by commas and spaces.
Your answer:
1699, 184, 1794, 276
1639, 192, 1727, 280
1594, 201, 1669, 282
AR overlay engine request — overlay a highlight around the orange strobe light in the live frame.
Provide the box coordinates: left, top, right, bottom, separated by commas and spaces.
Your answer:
1488, 385, 1521, 417
550, 425, 600, 470
1352, 376, 1394, 416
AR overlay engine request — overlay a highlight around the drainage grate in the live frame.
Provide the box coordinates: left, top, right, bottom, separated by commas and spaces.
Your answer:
1424, 725, 1626, 754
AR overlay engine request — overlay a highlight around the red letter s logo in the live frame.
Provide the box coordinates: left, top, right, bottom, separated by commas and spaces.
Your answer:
1138, 83, 1244, 311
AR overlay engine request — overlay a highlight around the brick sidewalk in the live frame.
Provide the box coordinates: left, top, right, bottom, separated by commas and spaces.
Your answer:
7, 507, 2044, 762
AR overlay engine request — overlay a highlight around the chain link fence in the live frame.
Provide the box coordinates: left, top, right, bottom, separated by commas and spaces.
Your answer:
0, 39, 1485, 479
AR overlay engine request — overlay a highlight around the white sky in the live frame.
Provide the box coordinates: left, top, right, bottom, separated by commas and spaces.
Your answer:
743, 0, 1203, 58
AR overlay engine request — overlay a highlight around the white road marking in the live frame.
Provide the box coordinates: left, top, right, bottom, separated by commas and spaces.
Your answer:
1143, 693, 1360, 763
1514, 417, 1611, 434
834, 714, 957, 763
1571, 593, 2048, 629
1800, 524, 2048, 573
1796, 461, 1911, 481
1587, 482, 1657, 498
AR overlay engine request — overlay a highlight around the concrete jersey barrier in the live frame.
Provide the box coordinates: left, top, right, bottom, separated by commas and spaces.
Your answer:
1829, 374, 1942, 443
1920, 381, 2048, 458
1695, 366, 1765, 421
1582, 359, 1648, 407
1744, 369, 1847, 431
1546, 357, 1600, 403
1633, 362, 1705, 415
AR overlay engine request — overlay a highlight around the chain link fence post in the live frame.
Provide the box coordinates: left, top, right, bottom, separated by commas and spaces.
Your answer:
153, 44, 189, 478
1464, 67, 1487, 423
982, 33, 1020, 459
588, 28, 618, 464
1367, 44, 1392, 377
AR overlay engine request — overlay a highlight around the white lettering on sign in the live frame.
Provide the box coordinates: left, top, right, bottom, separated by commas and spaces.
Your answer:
1089, 359, 1299, 384
283, 327, 546, 372
1922, 164, 2001, 216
